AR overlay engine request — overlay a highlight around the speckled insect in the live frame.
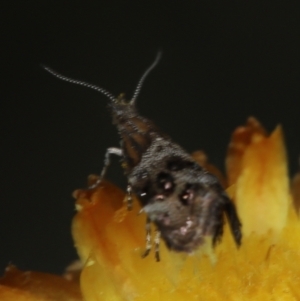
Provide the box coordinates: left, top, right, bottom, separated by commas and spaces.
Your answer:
43, 53, 242, 261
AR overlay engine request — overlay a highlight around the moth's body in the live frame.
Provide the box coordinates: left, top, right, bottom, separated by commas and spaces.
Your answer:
111, 98, 241, 253
44, 53, 242, 259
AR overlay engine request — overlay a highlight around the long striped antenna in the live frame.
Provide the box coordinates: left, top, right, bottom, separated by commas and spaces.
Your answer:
130, 51, 162, 105
42, 51, 162, 105
42, 65, 116, 102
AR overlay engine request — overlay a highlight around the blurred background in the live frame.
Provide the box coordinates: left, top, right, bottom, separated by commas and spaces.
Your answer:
1, 1, 299, 274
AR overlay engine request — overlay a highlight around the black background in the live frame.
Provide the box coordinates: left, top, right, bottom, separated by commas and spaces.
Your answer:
1, 1, 299, 274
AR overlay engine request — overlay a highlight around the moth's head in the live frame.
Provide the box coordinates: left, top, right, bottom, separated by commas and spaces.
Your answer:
108, 93, 139, 119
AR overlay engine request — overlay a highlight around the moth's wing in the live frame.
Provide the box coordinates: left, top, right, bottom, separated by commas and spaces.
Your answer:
222, 193, 242, 246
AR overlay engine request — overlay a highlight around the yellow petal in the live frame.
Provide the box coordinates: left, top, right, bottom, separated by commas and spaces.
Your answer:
0, 285, 35, 301
234, 125, 290, 236
0, 265, 82, 301
226, 117, 267, 186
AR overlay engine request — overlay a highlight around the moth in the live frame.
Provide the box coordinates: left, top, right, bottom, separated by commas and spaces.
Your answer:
43, 52, 242, 261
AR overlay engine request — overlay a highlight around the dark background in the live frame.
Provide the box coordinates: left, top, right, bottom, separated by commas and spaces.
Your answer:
1, 1, 299, 274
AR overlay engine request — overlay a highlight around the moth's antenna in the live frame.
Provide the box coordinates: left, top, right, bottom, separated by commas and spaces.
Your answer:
42, 65, 116, 102
130, 51, 162, 105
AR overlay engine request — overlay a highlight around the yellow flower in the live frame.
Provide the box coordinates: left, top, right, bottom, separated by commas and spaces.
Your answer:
1, 117, 300, 301
71, 117, 300, 301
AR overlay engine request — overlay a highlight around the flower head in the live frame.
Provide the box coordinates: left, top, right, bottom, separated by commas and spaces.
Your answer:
2, 117, 300, 301
71, 117, 300, 301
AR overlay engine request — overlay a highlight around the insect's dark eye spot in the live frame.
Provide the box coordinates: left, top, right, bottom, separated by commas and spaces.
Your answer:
180, 193, 189, 206
179, 185, 194, 206
167, 158, 197, 171
156, 172, 174, 194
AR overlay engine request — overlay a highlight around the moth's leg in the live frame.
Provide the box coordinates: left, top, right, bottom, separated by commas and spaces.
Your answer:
126, 184, 133, 211
89, 147, 123, 189
142, 217, 152, 258
154, 230, 161, 262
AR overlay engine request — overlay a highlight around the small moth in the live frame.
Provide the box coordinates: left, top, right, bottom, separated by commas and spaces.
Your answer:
43, 53, 242, 261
